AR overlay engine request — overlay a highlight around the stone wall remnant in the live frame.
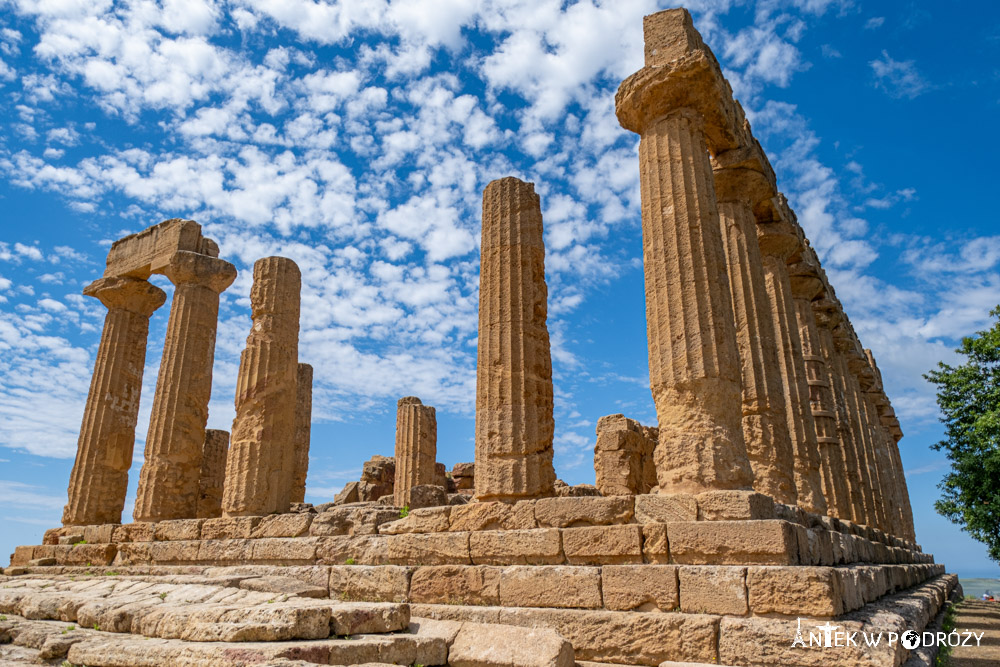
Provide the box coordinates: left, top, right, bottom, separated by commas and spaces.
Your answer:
197, 429, 230, 519
593, 414, 657, 496
394, 397, 438, 507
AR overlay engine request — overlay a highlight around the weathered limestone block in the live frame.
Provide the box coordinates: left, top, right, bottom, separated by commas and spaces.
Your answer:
562, 525, 643, 565
393, 396, 437, 507
592, 414, 657, 496
153, 519, 204, 541
334, 481, 360, 505
196, 429, 229, 519
449, 500, 536, 532
410, 565, 501, 605
641, 524, 671, 563
499, 565, 602, 609
102, 218, 209, 279
616, 23, 755, 494
201, 516, 261, 540
238, 575, 327, 599
112, 522, 156, 543
747, 565, 844, 617
678, 565, 748, 615
696, 489, 775, 521
404, 484, 448, 510
715, 168, 797, 505
534, 496, 633, 528
449, 621, 575, 667
469, 528, 563, 565
475, 177, 557, 501
251, 513, 314, 538
602, 564, 679, 611
63, 277, 166, 526
634, 494, 698, 523
668, 520, 801, 565
311, 506, 399, 537
223, 256, 301, 517
451, 462, 475, 492
291, 363, 313, 505
329, 564, 412, 602
134, 250, 237, 522
380, 507, 451, 534
385, 532, 471, 565
81, 524, 116, 544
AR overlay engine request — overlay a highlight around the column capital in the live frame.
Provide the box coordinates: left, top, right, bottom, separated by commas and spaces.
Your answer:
83, 276, 166, 316
162, 251, 237, 293
812, 298, 843, 329
712, 166, 774, 208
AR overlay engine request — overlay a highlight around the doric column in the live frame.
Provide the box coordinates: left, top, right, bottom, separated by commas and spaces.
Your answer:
812, 304, 857, 521
62, 277, 166, 526
394, 396, 438, 507
857, 389, 891, 530
756, 223, 827, 514
196, 429, 229, 519
134, 251, 236, 522
290, 363, 313, 505
223, 257, 301, 516
841, 352, 882, 527
474, 177, 556, 502
887, 436, 916, 541
835, 336, 878, 526
714, 168, 797, 504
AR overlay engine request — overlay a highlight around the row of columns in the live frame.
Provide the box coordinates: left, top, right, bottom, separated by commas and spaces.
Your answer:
614, 8, 915, 540
63, 238, 313, 527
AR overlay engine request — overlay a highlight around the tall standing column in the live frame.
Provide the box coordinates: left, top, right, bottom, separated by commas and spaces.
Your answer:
394, 396, 438, 507
134, 251, 236, 522
757, 224, 827, 514
196, 429, 229, 519
223, 257, 301, 516
474, 177, 556, 502
290, 363, 313, 505
857, 390, 891, 530
62, 277, 166, 526
842, 352, 881, 527
714, 169, 796, 504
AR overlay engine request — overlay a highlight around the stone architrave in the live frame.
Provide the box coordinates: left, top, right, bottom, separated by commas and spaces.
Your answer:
62, 277, 166, 526
474, 177, 557, 502
393, 397, 438, 507
714, 168, 797, 505
223, 257, 301, 517
593, 414, 658, 496
196, 429, 229, 519
756, 221, 827, 514
134, 251, 237, 522
291, 363, 313, 504
614, 14, 755, 495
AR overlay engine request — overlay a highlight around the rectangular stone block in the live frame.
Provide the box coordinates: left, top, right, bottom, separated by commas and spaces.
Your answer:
696, 490, 775, 520
380, 507, 451, 535
747, 566, 843, 617
251, 537, 319, 563
82, 524, 118, 544
641, 523, 670, 563
251, 513, 314, 538
634, 494, 698, 523
499, 565, 602, 609
386, 532, 471, 565
197, 539, 253, 563
10, 545, 33, 566
153, 519, 204, 542
668, 520, 800, 565
678, 565, 748, 615
470, 529, 563, 565
410, 565, 501, 605
534, 496, 634, 528
329, 564, 410, 602
317, 535, 388, 566
57, 543, 118, 566
150, 540, 200, 563
562, 525, 643, 565
449, 501, 536, 532
112, 522, 155, 543
601, 564, 678, 611
201, 516, 261, 540
113, 542, 151, 565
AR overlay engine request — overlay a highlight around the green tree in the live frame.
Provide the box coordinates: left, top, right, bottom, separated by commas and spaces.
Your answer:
925, 306, 1000, 562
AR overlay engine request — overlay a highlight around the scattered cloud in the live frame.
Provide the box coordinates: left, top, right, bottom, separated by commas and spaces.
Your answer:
871, 50, 929, 99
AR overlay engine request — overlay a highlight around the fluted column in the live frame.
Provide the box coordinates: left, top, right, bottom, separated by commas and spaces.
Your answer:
858, 392, 891, 530
757, 227, 827, 514
223, 257, 301, 517
714, 169, 796, 504
841, 354, 881, 527
888, 437, 916, 541
290, 363, 313, 505
134, 251, 236, 522
394, 396, 438, 507
196, 429, 229, 519
62, 277, 166, 526
474, 177, 556, 502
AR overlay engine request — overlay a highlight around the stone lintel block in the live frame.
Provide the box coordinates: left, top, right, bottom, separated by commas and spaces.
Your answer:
82, 524, 118, 544
196, 538, 253, 563
747, 566, 843, 617
449, 621, 575, 667
112, 522, 156, 543
150, 539, 201, 563
201, 516, 262, 540
328, 564, 411, 603
470, 528, 563, 565
448, 501, 536, 532
410, 565, 501, 605
380, 506, 452, 535
250, 537, 319, 563
316, 535, 387, 566
55, 543, 118, 566
602, 564, 678, 611
668, 520, 800, 565
153, 519, 205, 542
534, 496, 634, 528
499, 565, 602, 609
250, 513, 314, 538
678, 565, 748, 615
641, 523, 670, 563
562, 525, 643, 565
696, 490, 776, 521
634, 494, 698, 523
103, 218, 204, 279
386, 532, 471, 565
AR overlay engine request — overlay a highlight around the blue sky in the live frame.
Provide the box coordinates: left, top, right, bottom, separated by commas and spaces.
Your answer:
0, 0, 997, 578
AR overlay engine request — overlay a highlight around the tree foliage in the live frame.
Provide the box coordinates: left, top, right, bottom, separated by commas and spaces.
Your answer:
924, 306, 1000, 562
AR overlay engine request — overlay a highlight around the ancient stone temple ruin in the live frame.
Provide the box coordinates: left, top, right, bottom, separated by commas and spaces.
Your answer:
3, 8, 955, 667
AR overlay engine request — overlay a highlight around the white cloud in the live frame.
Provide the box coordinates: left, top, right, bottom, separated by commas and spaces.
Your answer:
871, 50, 928, 99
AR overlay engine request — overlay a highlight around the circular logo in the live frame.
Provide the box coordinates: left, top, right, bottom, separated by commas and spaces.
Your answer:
901, 631, 920, 649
